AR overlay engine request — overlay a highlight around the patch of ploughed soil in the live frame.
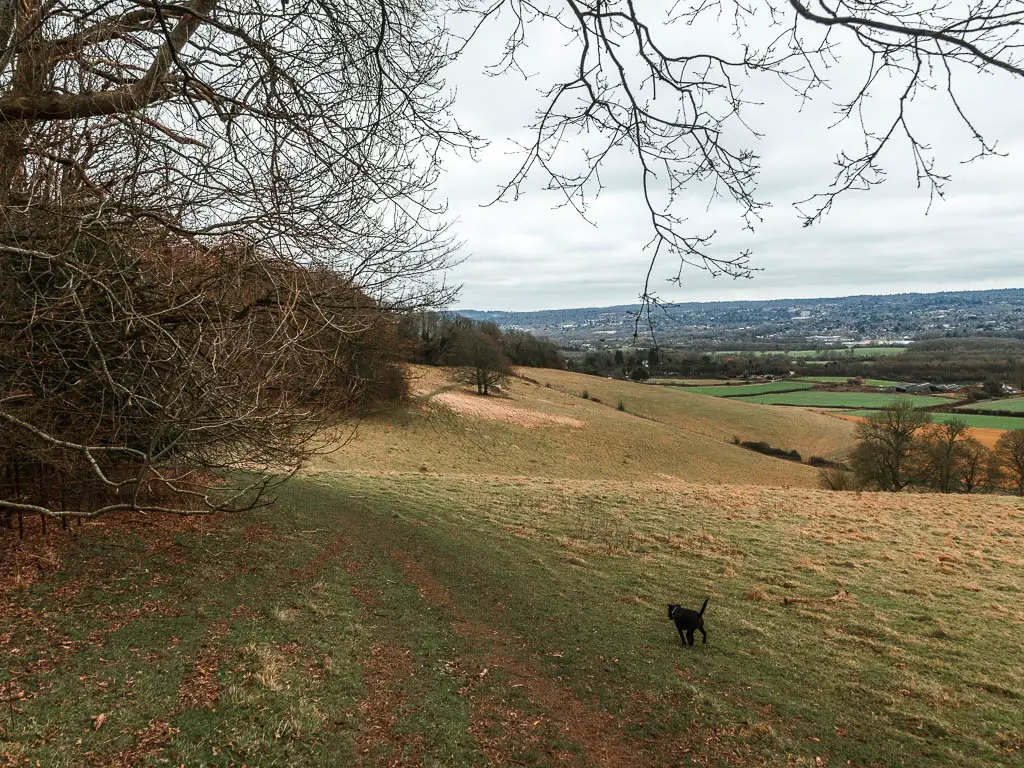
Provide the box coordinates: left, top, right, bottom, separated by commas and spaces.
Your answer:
384, 548, 727, 767
433, 391, 586, 429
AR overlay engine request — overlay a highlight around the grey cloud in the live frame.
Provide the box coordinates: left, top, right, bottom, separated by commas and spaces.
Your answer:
436, 7, 1024, 312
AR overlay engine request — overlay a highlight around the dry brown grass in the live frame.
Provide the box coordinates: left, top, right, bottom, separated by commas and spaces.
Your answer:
519, 367, 858, 460
312, 365, 825, 487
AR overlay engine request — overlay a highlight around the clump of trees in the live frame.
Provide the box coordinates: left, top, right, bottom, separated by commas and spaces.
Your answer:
569, 347, 793, 381
451, 326, 512, 396
839, 402, 1024, 494
401, 312, 563, 374
795, 338, 1024, 386
1, 1, 459, 522
1, 218, 410, 526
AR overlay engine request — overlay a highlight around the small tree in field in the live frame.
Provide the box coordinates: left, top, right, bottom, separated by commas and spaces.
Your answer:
994, 429, 1024, 495
851, 400, 931, 491
452, 327, 511, 396
956, 437, 992, 494
919, 419, 973, 493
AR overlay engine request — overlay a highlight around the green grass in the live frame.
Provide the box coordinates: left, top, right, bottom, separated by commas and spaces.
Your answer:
956, 396, 1024, 413
845, 346, 906, 357
672, 381, 816, 397
648, 377, 739, 386
5, 472, 1021, 766
845, 410, 1024, 430
710, 347, 905, 359
797, 376, 904, 388
739, 391, 950, 409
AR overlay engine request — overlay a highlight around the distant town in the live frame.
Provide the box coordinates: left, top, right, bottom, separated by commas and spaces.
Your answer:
460, 288, 1024, 350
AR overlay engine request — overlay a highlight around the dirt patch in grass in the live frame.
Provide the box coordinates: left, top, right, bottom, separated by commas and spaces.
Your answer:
354, 642, 421, 765
386, 547, 720, 767
289, 533, 348, 582
177, 621, 231, 711
109, 719, 180, 768
342, 546, 424, 766
433, 391, 586, 429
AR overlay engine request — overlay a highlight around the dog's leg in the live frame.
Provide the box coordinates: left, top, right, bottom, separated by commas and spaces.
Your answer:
686, 629, 695, 646
677, 626, 687, 646
700, 626, 707, 644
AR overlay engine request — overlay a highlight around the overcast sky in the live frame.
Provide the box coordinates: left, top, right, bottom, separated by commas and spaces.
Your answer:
433, 3, 1024, 311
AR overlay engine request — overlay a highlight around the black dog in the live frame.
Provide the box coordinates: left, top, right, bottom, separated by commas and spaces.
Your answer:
668, 598, 709, 646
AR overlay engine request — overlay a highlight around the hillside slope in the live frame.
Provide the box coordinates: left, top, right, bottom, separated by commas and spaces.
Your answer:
517, 367, 858, 460
311, 366, 826, 487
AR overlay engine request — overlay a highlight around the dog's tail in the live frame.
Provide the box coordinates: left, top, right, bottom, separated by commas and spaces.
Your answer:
699, 597, 709, 616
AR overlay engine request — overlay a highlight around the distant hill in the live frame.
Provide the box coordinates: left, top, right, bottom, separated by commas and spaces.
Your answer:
458, 288, 1024, 347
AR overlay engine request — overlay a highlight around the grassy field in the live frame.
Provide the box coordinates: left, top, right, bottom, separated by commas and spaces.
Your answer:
311, 367, 823, 488
4, 472, 1022, 767
712, 348, 905, 359
518, 367, 856, 460
956, 397, 1024, 414
671, 381, 816, 397
797, 376, 903, 388
739, 391, 950, 409
4, 367, 1022, 767
845, 409, 1024, 431
648, 378, 739, 386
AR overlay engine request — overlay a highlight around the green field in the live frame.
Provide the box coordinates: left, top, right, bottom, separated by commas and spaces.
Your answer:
956, 396, 1024, 413
712, 347, 905, 359
846, 409, 1024, 430
797, 376, 903, 388
737, 391, 949, 409
673, 380, 816, 397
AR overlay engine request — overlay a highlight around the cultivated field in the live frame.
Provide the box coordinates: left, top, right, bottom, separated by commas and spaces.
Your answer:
672, 381, 816, 397
741, 391, 949, 409
4, 366, 1022, 768
845, 410, 1024, 432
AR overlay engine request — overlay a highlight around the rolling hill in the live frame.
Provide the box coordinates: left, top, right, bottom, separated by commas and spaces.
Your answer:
513, 367, 858, 461
310, 366, 842, 487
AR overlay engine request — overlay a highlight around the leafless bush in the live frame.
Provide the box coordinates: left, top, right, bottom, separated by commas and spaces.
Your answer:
1, 205, 408, 521
819, 466, 860, 492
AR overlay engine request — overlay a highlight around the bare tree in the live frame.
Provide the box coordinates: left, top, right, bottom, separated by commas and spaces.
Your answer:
993, 429, 1024, 495
956, 437, 991, 494
0, 1, 461, 520
851, 400, 931, 491
452, 325, 511, 395
919, 418, 972, 493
